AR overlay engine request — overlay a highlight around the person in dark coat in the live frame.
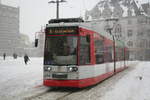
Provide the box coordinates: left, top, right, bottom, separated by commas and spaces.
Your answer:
3, 53, 6, 60
24, 54, 30, 65
13, 53, 17, 59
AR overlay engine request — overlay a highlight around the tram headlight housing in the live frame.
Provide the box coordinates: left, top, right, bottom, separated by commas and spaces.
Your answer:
68, 67, 78, 72
44, 67, 52, 71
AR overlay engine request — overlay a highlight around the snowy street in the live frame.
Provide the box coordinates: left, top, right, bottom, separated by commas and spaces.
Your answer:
0, 57, 150, 100
0, 57, 49, 100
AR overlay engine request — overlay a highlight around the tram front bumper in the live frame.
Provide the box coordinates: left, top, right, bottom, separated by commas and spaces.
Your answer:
43, 77, 98, 88
44, 79, 82, 88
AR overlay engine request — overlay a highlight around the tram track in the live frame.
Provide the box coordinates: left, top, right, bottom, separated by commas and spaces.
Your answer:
24, 87, 80, 100
24, 88, 52, 100
55, 86, 96, 100
24, 84, 95, 100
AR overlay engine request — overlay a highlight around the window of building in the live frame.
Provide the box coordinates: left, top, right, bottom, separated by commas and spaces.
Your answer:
127, 30, 133, 37
147, 30, 150, 37
138, 17, 147, 24
148, 18, 150, 24
149, 41, 150, 48
128, 9, 132, 16
128, 19, 132, 25
137, 31, 144, 36
127, 41, 133, 47
145, 40, 149, 48
115, 24, 122, 33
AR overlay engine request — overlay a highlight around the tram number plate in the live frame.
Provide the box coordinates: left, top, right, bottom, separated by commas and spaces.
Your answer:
52, 73, 67, 79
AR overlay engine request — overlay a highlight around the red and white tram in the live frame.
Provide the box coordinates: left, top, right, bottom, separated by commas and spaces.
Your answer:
42, 18, 129, 88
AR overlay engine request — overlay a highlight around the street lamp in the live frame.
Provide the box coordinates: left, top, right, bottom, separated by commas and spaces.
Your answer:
48, 0, 67, 19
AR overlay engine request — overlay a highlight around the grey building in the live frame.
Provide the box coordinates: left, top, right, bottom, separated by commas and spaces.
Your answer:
85, 0, 150, 61
0, 3, 19, 56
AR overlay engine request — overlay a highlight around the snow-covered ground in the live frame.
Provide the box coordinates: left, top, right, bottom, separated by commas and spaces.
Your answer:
0, 57, 49, 100
0, 57, 150, 100
99, 62, 150, 100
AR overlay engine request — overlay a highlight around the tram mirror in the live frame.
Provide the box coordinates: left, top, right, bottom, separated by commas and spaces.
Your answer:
86, 35, 90, 43
35, 39, 38, 47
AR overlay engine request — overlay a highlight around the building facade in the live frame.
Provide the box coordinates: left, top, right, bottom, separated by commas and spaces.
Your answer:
0, 3, 19, 56
85, 0, 150, 60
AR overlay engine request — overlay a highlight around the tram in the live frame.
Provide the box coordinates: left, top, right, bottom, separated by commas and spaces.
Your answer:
37, 18, 129, 88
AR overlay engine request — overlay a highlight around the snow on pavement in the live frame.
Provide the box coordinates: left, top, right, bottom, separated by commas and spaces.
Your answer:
0, 57, 150, 100
0, 57, 49, 100
99, 62, 150, 100
47, 62, 149, 100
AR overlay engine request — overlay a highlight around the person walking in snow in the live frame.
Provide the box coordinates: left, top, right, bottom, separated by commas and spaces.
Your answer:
13, 53, 17, 59
3, 53, 6, 60
24, 54, 30, 65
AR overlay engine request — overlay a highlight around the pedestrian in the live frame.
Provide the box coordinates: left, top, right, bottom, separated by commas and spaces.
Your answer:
3, 53, 6, 60
13, 53, 17, 59
24, 54, 30, 65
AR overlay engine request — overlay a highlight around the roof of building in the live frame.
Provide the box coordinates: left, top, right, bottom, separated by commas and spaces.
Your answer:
85, 0, 148, 20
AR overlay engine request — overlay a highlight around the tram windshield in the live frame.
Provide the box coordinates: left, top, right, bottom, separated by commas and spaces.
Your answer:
44, 36, 77, 65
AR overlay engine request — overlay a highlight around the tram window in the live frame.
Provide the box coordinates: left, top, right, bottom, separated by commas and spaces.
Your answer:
79, 36, 90, 65
115, 48, 119, 61
104, 46, 113, 62
94, 39, 104, 64
120, 48, 125, 61
115, 48, 124, 61
44, 36, 77, 65
126, 50, 130, 60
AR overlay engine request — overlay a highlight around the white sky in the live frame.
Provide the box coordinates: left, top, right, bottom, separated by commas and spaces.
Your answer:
1, 0, 149, 41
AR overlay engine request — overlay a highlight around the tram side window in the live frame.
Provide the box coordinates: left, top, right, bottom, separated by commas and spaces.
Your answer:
104, 46, 113, 62
125, 50, 130, 60
94, 39, 104, 64
121, 48, 125, 61
115, 48, 120, 61
116, 48, 124, 61
79, 36, 90, 65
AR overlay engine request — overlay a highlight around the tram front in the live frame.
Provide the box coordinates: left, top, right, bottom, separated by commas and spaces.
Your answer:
43, 26, 80, 87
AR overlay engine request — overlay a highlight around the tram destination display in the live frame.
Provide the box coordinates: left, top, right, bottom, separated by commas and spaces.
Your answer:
46, 26, 78, 35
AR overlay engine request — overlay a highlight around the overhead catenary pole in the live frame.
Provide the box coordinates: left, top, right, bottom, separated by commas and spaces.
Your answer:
107, 28, 116, 74
48, 0, 67, 19
105, 18, 119, 74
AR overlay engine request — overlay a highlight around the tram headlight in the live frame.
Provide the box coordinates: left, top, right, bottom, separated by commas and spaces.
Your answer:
68, 67, 78, 72
44, 67, 52, 71
47, 67, 52, 71
68, 67, 73, 72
